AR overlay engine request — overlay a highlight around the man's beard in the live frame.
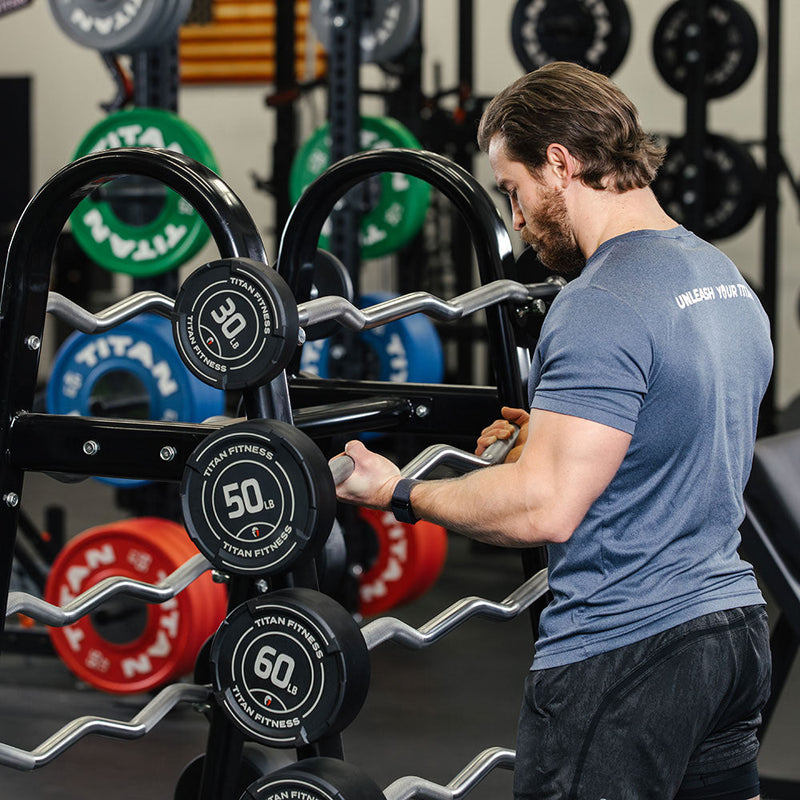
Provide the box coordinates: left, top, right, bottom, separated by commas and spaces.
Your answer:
520, 186, 585, 276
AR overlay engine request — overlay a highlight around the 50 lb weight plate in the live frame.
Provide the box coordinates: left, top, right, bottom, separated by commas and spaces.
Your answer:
180, 419, 337, 576
289, 116, 431, 260
45, 517, 228, 695
173, 258, 300, 391
70, 107, 219, 276
511, 0, 632, 76
210, 589, 370, 747
653, 0, 759, 99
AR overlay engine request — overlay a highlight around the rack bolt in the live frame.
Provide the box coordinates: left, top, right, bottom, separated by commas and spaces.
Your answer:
160, 445, 177, 462
83, 440, 100, 456
3, 493, 19, 508
25, 335, 41, 351
415, 404, 430, 419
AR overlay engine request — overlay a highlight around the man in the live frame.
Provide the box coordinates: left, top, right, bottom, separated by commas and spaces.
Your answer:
334, 62, 772, 800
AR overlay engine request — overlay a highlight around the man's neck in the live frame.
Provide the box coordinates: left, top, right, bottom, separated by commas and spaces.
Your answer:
567, 184, 678, 260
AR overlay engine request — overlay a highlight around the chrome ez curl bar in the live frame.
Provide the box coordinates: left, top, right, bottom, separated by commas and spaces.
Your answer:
1, 566, 545, 770
241, 745, 517, 800
46, 271, 560, 393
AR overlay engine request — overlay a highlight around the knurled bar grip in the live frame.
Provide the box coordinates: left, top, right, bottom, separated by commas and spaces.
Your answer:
0, 682, 210, 771
329, 425, 520, 485
5, 553, 212, 626
383, 746, 516, 800
360, 567, 548, 651
46, 279, 558, 335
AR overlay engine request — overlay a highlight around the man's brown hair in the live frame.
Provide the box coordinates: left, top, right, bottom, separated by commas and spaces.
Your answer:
477, 62, 665, 192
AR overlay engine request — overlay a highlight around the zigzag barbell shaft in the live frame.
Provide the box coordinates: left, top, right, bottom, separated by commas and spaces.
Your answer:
244, 746, 516, 799
47, 276, 558, 336
0, 682, 209, 771
384, 746, 516, 800
361, 567, 548, 650
5, 553, 212, 626
46, 291, 175, 334
294, 279, 556, 330
330, 423, 520, 485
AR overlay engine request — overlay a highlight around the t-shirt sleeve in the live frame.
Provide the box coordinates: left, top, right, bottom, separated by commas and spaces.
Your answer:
530, 287, 653, 434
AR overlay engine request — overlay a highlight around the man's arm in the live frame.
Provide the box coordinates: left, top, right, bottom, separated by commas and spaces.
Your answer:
334, 409, 632, 547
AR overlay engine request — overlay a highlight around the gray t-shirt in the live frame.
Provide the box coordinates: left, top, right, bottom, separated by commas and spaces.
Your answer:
529, 226, 772, 669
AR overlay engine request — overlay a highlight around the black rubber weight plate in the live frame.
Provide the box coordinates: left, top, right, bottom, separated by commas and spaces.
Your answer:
180, 419, 336, 575
511, 0, 632, 76
172, 258, 299, 391
651, 133, 762, 240
243, 756, 385, 800
210, 589, 370, 748
653, 0, 759, 98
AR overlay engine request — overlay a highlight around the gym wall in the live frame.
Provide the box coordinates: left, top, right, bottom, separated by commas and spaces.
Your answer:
0, 1, 798, 408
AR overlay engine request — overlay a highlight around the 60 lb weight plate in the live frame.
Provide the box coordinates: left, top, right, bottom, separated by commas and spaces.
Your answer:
653, 0, 759, 99
289, 116, 431, 260
511, 0, 632, 76
299, 292, 444, 385
242, 757, 385, 800
70, 107, 218, 276
180, 419, 337, 576
210, 589, 370, 747
46, 314, 224, 487
651, 133, 762, 240
45, 517, 228, 695
173, 258, 300, 391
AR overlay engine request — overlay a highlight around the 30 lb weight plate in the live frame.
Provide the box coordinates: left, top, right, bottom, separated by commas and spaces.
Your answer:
173, 258, 300, 391
242, 757, 385, 800
210, 589, 370, 747
45, 517, 228, 695
70, 107, 218, 276
46, 314, 225, 487
310, 0, 420, 64
300, 291, 444, 385
289, 116, 431, 260
651, 133, 762, 240
653, 0, 759, 99
180, 419, 337, 576
357, 507, 447, 618
511, 0, 632, 76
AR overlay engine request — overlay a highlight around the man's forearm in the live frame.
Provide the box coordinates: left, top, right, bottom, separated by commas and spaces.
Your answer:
407, 462, 564, 547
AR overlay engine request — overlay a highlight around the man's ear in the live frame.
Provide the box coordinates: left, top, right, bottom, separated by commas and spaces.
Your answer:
544, 143, 579, 186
